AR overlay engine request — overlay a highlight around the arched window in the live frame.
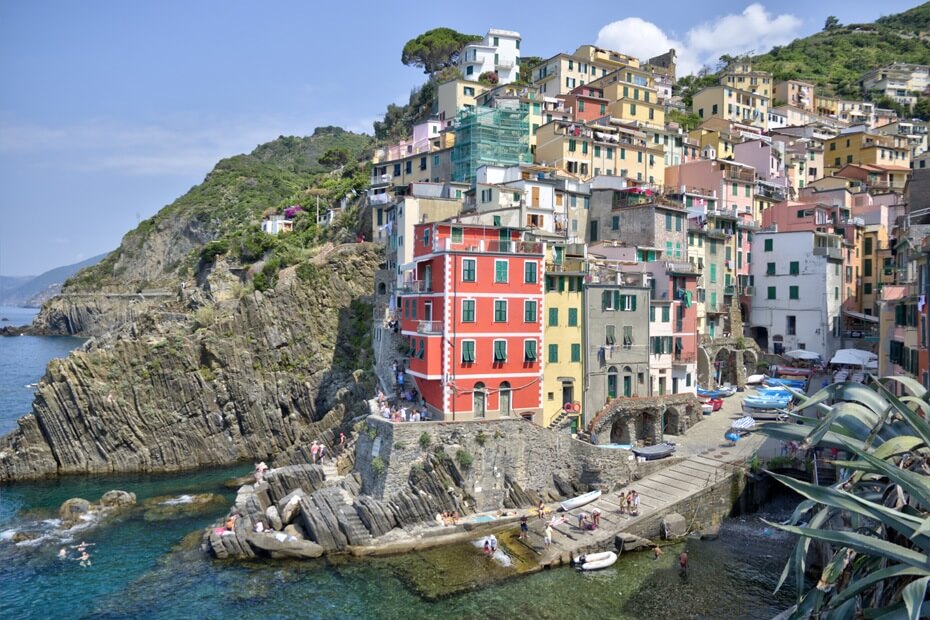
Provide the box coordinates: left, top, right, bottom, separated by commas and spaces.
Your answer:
473, 382, 486, 418
499, 381, 511, 416
607, 366, 618, 399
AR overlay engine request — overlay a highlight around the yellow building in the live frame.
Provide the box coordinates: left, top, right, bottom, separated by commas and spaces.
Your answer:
532, 45, 639, 96
542, 243, 586, 428
590, 65, 665, 128
692, 85, 769, 130
435, 79, 488, 129
859, 225, 895, 316
823, 130, 912, 175
535, 119, 664, 184
719, 61, 772, 99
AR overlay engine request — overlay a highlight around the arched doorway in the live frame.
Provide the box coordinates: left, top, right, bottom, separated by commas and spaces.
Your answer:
622, 366, 633, 397
473, 382, 486, 418
610, 417, 631, 444
714, 348, 737, 386
663, 406, 682, 435
499, 381, 511, 416
607, 366, 618, 400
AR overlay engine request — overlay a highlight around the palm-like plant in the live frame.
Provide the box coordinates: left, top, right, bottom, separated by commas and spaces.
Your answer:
755, 376, 930, 620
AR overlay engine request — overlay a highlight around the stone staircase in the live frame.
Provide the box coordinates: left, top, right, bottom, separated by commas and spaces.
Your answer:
320, 462, 343, 484
338, 504, 373, 546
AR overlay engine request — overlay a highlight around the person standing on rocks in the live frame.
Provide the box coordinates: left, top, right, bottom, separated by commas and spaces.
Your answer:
679, 550, 689, 574
520, 515, 529, 540
318, 444, 327, 464
544, 524, 553, 549
310, 441, 320, 464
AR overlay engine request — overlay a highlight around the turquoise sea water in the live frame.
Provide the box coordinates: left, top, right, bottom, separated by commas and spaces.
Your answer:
0, 306, 797, 619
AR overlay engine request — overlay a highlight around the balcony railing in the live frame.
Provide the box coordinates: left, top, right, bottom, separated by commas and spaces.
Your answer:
813, 246, 843, 260
370, 174, 392, 188
400, 280, 433, 294
546, 258, 588, 274
368, 192, 391, 205
673, 353, 696, 364
416, 320, 442, 334
437, 238, 544, 255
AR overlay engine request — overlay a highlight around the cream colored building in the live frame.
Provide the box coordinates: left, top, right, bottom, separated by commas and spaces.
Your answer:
692, 85, 769, 130
773, 80, 815, 112
435, 79, 487, 129
532, 46, 639, 97
535, 118, 664, 184
719, 61, 772, 99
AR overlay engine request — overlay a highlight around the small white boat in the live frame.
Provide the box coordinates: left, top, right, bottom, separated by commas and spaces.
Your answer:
577, 550, 618, 571
701, 403, 714, 414
560, 489, 602, 512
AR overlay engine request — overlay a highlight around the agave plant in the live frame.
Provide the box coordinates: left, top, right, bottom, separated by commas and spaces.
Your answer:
755, 375, 930, 620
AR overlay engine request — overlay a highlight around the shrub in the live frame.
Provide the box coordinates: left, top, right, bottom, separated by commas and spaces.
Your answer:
393, 442, 406, 450
193, 305, 215, 329
418, 432, 432, 449
200, 239, 229, 263
433, 446, 448, 461
371, 457, 385, 476
474, 431, 487, 447
367, 426, 377, 440
455, 449, 473, 470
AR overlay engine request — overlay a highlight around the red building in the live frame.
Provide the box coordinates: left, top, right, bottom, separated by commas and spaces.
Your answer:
558, 85, 609, 123
399, 222, 545, 420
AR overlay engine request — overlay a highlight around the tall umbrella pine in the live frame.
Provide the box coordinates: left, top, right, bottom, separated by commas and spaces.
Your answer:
757, 376, 930, 620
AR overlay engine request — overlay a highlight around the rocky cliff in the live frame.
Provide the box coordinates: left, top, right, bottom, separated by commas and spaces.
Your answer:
0, 243, 382, 481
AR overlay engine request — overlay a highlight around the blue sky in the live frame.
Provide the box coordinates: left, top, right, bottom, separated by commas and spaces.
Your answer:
0, 0, 920, 276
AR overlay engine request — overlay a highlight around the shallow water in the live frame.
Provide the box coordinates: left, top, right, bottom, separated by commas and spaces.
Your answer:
0, 311, 800, 619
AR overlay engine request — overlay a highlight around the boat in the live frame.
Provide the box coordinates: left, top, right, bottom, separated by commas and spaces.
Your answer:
717, 385, 737, 397
744, 410, 789, 421
576, 551, 618, 571
744, 397, 790, 410
701, 403, 713, 415
696, 387, 723, 398
633, 442, 677, 461
745, 373, 766, 385
731, 416, 756, 432
765, 377, 807, 390
560, 489, 602, 512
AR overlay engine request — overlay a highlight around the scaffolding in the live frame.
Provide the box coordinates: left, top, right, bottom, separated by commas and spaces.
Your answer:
451, 103, 532, 183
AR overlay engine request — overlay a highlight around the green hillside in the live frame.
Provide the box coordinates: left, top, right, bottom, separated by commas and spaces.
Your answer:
67, 127, 373, 291
752, 2, 930, 97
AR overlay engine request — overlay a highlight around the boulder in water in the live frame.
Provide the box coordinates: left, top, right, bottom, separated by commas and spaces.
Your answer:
661, 513, 688, 540
59, 498, 92, 524
100, 490, 137, 510
142, 493, 228, 521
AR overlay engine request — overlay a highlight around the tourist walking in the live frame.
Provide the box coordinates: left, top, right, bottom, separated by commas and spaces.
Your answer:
632, 491, 641, 515
318, 444, 327, 464
519, 515, 529, 540
339, 432, 346, 454
489, 534, 497, 553
679, 550, 689, 574
310, 441, 320, 464
544, 524, 553, 549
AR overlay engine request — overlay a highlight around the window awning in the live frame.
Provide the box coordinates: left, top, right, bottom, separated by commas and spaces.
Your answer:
842, 309, 879, 324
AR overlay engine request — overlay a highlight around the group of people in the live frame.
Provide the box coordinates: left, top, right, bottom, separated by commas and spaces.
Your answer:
434, 511, 460, 526
310, 440, 328, 464
58, 541, 94, 567
619, 490, 641, 516
482, 534, 498, 555
577, 508, 602, 531
378, 401, 429, 423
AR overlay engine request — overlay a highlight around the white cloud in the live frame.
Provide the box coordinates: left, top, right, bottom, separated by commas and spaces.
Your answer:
596, 3, 802, 76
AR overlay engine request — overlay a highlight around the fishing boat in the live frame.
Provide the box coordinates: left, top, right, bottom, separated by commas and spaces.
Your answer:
745, 373, 766, 385
743, 396, 790, 410
731, 416, 756, 432
560, 489, 602, 512
717, 385, 737, 397
633, 442, 677, 461
575, 551, 618, 571
696, 387, 723, 398
701, 403, 713, 415
765, 377, 807, 390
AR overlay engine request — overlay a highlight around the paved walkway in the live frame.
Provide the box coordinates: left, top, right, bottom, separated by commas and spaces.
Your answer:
522, 390, 771, 565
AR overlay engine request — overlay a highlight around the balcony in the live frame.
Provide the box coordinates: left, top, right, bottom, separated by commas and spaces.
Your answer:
723, 168, 755, 183
400, 280, 433, 294
813, 246, 843, 260
546, 258, 588, 274
673, 353, 696, 364
439, 239, 544, 255
368, 191, 391, 205
370, 173, 392, 188
416, 320, 442, 334
724, 285, 737, 296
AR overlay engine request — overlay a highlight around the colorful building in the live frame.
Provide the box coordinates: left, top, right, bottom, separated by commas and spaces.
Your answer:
457, 28, 522, 84
399, 222, 545, 420
451, 103, 532, 184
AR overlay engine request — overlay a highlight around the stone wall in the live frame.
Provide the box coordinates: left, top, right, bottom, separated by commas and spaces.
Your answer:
587, 393, 703, 445
355, 416, 640, 512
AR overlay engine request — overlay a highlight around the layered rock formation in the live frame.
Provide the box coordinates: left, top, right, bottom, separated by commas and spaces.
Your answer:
0, 244, 381, 481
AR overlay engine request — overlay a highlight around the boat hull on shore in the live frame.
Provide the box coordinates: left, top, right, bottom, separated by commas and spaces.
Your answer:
560, 490, 602, 512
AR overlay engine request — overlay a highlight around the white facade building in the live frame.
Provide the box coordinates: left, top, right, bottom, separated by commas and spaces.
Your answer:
458, 29, 521, 84
749, 230, 844, 359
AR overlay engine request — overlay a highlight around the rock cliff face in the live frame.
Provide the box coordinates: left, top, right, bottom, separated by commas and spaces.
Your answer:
0, 244, 382, 481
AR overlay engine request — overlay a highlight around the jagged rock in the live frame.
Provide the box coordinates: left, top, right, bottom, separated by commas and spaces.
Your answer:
59, 497, 92, 523
616, 533, 652, 552
283, 524, 306, 540
99, 490, 136, 509
11, 531, 38, 543
0, 244, 383, 482
354, 495, 398, 538
662, 513, 688, 540
278, 490, 307, 525
142, 493, 227, 521
297, 488, 350, 551
265, 505, 283, 531
263, 465, 326, 504
245, 532, 324, 559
